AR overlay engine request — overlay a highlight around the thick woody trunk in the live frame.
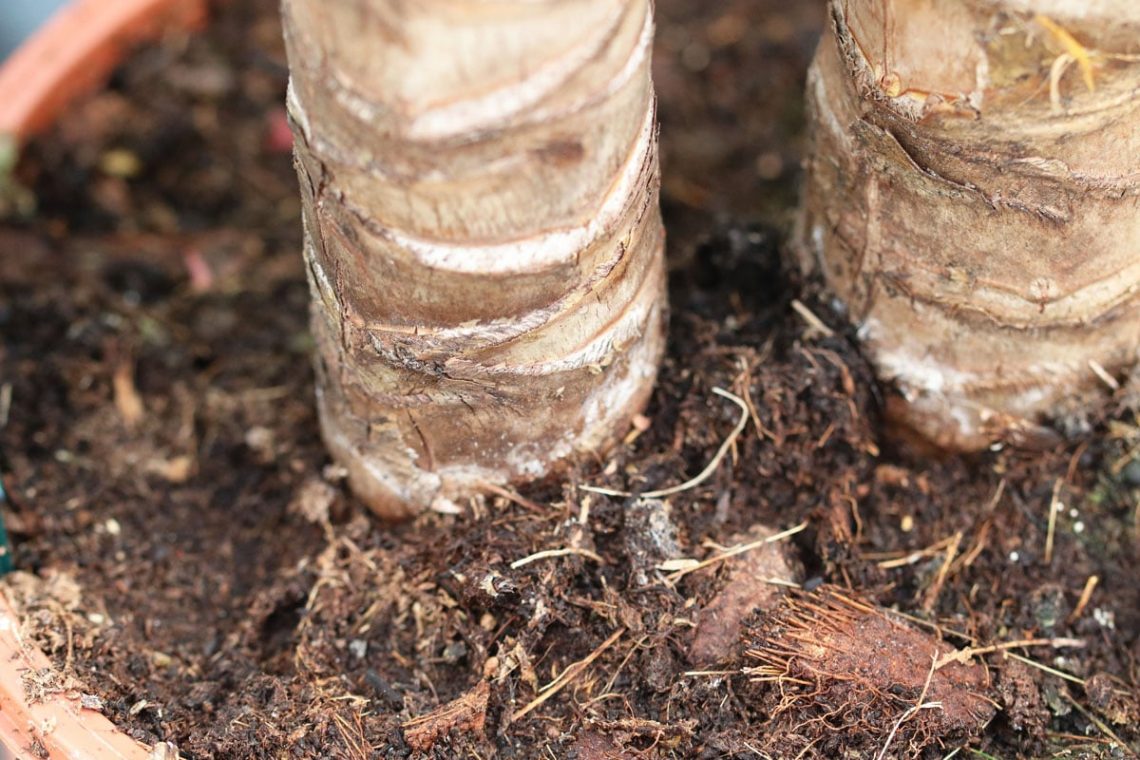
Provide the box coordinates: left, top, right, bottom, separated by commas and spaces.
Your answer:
799, 0, 1140, 450
281, 0, 666, 517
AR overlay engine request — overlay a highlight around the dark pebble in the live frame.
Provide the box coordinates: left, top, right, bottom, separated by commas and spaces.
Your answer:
1122, 459, 1140, 486
365, 669, 404, 710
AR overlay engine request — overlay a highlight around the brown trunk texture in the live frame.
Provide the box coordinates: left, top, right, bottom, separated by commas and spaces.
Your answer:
281, 0, 667, 517
798, 0, 1140, 450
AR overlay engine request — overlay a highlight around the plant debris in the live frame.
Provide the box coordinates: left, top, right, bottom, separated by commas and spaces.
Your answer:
402, 680, 490, 752
745, 587, 997, 757
688, 523, 800, 667
0, 0, 1137, 757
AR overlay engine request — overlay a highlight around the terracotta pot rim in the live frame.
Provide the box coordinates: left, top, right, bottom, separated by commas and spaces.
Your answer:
0, 0, 207, 140
0, 589, 156, 758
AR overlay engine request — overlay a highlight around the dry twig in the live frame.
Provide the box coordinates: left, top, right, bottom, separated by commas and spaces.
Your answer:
583, 387, 749, 500
1068, 575, 1099, 624
480, 481, 544, 513
791, 299, 835, 338
923, 531, 963, 613
1061, 691, 1131, 752
657, 521, 808, 583
510, 547, 605, 569
511, 628, 624, 721
934, 638, 1084, 670
1005, 652, 1086, 685
1045, 477, 1063, 565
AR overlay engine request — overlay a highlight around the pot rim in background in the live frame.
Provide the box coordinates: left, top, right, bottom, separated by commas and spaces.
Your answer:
0, 0, 207, 756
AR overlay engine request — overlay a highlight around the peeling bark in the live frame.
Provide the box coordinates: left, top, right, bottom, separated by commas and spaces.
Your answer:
798, 0, 1140, 449
282, 0, 667, 516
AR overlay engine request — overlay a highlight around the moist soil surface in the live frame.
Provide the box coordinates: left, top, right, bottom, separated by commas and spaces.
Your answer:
1, 1, 1139, 758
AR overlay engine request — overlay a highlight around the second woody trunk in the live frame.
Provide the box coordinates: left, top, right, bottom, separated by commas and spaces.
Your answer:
799, 0, 1140, 449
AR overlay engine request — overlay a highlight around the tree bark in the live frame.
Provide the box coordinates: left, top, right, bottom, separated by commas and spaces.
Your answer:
798, 0, 1140, 450
281, 0, 666, 517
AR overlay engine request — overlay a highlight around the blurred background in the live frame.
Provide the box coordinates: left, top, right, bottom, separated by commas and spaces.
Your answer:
0, 0, 67, 59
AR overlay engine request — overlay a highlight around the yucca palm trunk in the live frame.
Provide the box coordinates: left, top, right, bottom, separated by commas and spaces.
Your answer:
799, 0, 1140, 449
281, 0, 667, 517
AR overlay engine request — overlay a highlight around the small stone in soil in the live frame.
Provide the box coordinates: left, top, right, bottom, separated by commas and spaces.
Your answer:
623, 498, 681, 587
80, 693, 105, 711
442, 640, 468, 664
365, 669, 404, 710
1121, 458, 1140, 486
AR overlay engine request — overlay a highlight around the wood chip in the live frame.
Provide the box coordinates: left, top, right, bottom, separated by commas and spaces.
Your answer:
402, 680, 490, 752
113, 360, 144, 429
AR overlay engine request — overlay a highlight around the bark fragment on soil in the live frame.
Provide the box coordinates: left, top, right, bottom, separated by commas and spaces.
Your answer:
402, 679, 490, 752
746, 587, 996, 756
688, 524, 799, 667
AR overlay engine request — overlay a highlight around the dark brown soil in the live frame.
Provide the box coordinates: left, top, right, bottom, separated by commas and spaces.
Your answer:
1, 1, 1138, 758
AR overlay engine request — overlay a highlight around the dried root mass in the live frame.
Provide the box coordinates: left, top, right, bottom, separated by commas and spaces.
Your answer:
745, 587, 996, 757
